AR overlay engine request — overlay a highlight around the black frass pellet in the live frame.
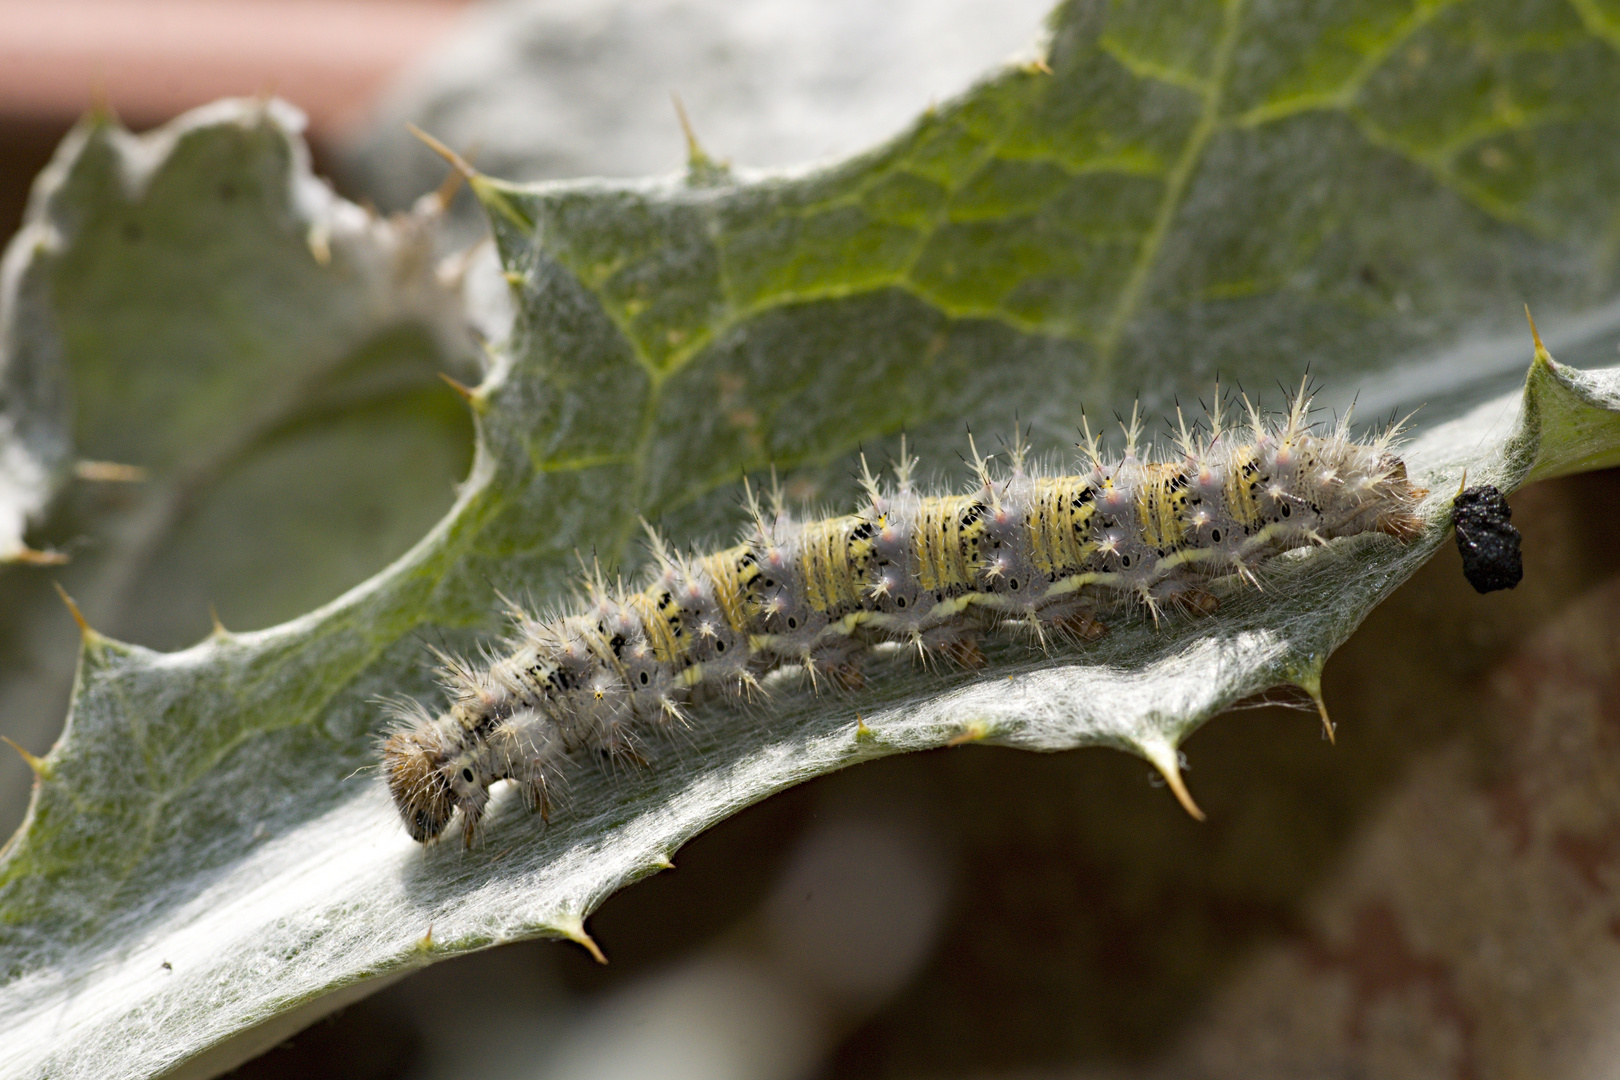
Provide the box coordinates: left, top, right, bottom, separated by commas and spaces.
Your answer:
1452, 484, 1522, 593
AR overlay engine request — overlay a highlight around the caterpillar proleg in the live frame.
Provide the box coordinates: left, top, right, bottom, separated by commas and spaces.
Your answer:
381, 383, 1427, 845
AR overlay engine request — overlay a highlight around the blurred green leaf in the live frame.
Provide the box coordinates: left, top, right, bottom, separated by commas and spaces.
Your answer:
37, 98, 474, 647
0, 141, 73, 567
0, 97, 479, 839
9, 2, 1620, 1077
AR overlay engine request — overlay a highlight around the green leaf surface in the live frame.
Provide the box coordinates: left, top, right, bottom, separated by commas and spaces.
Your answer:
34, 98, 474, 642
0, 134, 74, 567
0, 97, 478, 838
9, 2, 1620, 1077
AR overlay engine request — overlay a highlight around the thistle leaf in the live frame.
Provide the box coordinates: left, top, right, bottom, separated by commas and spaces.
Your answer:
9, 4, 1620, 1077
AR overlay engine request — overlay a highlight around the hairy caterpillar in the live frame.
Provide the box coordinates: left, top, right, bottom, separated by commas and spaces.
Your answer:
382, 384, 1427, 845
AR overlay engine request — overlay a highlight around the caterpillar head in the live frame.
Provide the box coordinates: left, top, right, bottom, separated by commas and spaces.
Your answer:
1369, 455, 1429, 542
381, 726, 457, 842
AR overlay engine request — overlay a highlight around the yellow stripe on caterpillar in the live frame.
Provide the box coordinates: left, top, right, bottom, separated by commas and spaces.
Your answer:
1025, 476, 1098, 578
700, 544, 758, 635
913, 494, 985, 593
1137, 463, 1191, 553
797, 516, 865, 613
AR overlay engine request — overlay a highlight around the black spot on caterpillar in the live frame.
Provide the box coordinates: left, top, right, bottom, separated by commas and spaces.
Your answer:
1452, 484, 1522, 594
382, 384, 1429, 846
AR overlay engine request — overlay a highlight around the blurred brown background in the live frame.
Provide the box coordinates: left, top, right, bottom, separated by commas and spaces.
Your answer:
0, 0, 475, 242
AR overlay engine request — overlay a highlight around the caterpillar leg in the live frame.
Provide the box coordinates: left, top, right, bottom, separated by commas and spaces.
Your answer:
1166, 586, 1220, 618
610, 745, 651, 770
938, 635, 986, 670
459, 804, 484, 849
795, 638, 866, 692
824, 661, 867, 692
523, 777, 554, 823
1052, 611, 1107, 643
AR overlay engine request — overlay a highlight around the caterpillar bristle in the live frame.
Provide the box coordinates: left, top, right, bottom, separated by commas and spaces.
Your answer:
380, 383, 1430, 843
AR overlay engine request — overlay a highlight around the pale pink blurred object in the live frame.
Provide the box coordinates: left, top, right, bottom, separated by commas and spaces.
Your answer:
0, 0, 473, 136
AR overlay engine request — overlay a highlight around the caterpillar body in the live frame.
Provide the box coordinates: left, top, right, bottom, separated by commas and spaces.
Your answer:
382, 386, 1427, 845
